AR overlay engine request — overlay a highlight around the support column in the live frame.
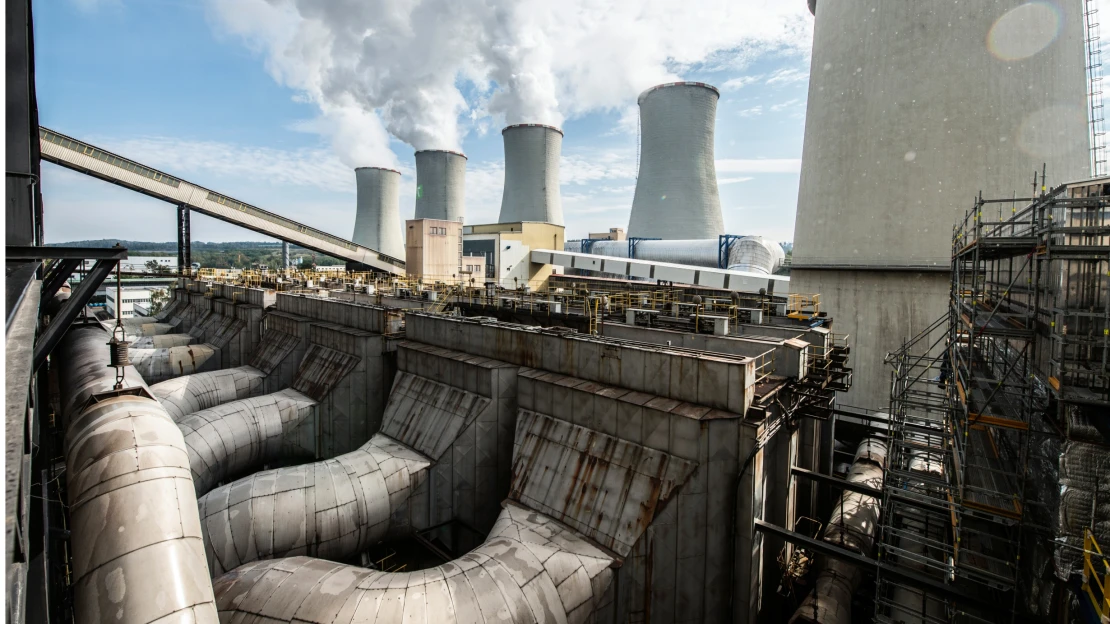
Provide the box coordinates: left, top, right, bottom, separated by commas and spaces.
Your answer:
178, 204, 191, 275
282, 241, 290, 269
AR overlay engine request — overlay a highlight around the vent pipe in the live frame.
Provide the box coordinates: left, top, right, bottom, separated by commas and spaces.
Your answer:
414, 149, 466, 223
627, 82, 725, 240
352, 166, 404, 260
498, 123, 563, 225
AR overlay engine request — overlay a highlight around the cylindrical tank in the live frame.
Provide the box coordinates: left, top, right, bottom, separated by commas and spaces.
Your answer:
791, 0, 1090, 410
414, 149, 466, 223
352, 167, 404, 260
627, 82, 725, 240
498, 124, 563, 225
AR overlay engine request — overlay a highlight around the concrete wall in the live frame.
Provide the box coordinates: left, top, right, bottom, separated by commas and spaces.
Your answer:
275, 292, 403, 334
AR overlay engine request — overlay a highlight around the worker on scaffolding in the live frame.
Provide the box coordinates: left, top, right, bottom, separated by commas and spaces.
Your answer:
934, 341, 951, 389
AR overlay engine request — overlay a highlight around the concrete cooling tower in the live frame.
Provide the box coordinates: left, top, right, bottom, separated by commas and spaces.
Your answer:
791, 0, 1090, 410
351, 167, 404, 260
414, 149, 466, 222
498, 124, 563, 225
627, 82, 725, 240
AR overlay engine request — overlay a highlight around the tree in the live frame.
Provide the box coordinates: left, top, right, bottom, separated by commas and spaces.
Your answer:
145, 259, 171, 275
149, 288, 169, 315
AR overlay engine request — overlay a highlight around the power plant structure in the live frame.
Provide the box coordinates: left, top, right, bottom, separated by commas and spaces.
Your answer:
497, 123, 564, 225
414, 148, 467, 223
626, 82, 725, 240
351, 166, 405, 261
7, 0, 1110, 622
790, 0, 1092, 411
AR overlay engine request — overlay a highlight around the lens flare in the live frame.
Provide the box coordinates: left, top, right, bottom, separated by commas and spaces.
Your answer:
987, 2, 1062, 61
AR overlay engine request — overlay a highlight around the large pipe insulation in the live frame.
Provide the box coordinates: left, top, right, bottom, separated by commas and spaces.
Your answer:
129, 343, 220, 385
211, 502, 615, 623
149, 365, 266, 421
566, 235, 785, 274
886, 448, 947, 624
414, 149, 466, 222
498, 123, 564, 225
627, 82, 725, 240
198, 434, 430, 575
790, 438, 887, 624
56, 325, 218, 623
178, 388, 316, 495
352, 166, 405, 260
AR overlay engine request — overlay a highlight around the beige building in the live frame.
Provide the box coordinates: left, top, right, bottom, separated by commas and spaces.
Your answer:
462, 221, 564, 289
460, 255, 487, 283
406, 218, 464, 281
588, 227, 625, 241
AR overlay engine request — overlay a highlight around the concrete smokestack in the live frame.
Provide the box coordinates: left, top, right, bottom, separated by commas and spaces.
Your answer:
351, 167, 404, 260
414, 149, 467, 222
791, 0, 1090, 410
627, 82, 724, 240
498, 124, 564, 225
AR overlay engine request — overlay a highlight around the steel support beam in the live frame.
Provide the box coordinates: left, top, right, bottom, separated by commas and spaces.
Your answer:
6, 246, 127, 261
790, 466, 884, 499
178, 203, 191, 274
40, 259, 79, 303
282, 241, 290, 269
31, 259, 117, 371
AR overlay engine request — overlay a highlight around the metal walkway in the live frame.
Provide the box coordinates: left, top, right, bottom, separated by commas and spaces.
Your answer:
38, 127, 405, 274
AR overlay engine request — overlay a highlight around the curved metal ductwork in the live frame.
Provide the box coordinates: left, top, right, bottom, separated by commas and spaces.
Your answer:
566, 235, 785, 274
129, 343, 220, 384
178, 388, 316, 495
198, 434, 430, 575
211, 502, 614, 623
791, 437, 886, 624
149, 365, 266, 421
57, 325, 218, 623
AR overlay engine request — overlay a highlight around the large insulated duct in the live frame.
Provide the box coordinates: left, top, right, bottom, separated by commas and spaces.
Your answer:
150, 365, 266, 421
791, 0, 1090, 410
211, 502, 615, 623
57, 325, 217, 623
627, 82, 725, 240
414, 149, 466, 222
178, 388, 316, 495
791, 438, 886, 624
498, 123, 563, 225
198, 434, 430, 575
567, 235, 785, 274
351, 166, 405, 260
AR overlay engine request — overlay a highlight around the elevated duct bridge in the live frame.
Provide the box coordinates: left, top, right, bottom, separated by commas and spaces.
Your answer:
38, 127, 405, 275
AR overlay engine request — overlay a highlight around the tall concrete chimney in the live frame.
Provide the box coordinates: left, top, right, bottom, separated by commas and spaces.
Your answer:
414, 149, 466, 222
498, 124, 563, 225
627, 82, 724, 240
351, 167, 404, 260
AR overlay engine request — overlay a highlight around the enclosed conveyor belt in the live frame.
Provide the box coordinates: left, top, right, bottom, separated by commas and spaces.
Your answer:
212, 502, 615, 624
57, 325, 217, 623
178, 388, 316, 495
150, 365, 267, 421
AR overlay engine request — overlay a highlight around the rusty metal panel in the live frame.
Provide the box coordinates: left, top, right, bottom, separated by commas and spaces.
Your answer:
380, 372, 491, 461
290, 344, 360, 402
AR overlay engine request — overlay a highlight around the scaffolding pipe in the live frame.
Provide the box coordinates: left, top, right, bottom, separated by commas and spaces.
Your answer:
57, 325, 218, 623
790, 437, 887, 624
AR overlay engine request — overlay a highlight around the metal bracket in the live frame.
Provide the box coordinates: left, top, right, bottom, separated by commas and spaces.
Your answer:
718, 234, 742, 269
31, 257, 121, 371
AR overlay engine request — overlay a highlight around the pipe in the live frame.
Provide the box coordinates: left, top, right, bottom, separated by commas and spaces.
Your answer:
566, 235, 785, 274
149, 365, 267, 421
57, 325, 217, 623
177, 388, 316, 495
211, 501, 614, 623
128, 343, 219, 385
790, 437, 887, 624
198, 433, 430, 575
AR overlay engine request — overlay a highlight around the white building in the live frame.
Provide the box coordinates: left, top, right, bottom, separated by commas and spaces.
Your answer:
106, 287, 153, 319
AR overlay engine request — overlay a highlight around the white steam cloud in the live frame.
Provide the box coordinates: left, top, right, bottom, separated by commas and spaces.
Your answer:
206, 0, 812, 165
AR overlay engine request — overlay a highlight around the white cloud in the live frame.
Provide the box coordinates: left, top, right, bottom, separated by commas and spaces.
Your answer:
716, 158, 801, 173
737, 105, 764, 117
721, 74, 763, 91
718, 176, 754, 185
770, 98, 802, 112
765, 67, 809, 86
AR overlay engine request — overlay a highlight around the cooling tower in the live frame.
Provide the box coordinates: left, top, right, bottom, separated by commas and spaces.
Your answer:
792, 0, 1090, 409
414, 149, 466, 222
498, 124, 564, 225
351, 167, 404, 260
627, 82, 725, 240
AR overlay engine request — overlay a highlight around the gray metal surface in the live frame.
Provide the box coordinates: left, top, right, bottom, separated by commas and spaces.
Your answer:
178, 388, 317, 495
150, 365, 266, 421
414, 149, 466, 222
627, 83, 724, 240
498, 124, 564, 225
352, 167, 405, 260
198, 433, 430, 575
57, 325, 218, 623
380, 371, 492, 460
290, 343, 360, 401
129, 343, 220, 384
212, 502, 615, 624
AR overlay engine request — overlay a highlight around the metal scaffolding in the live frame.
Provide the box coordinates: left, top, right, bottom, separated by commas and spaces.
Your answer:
875, 175, 1110, 622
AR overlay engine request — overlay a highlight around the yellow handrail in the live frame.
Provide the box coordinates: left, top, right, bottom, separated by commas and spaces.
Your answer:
1084, 528, 1110, 620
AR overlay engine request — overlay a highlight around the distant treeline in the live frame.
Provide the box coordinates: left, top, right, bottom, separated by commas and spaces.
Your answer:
47, 240, 345, 269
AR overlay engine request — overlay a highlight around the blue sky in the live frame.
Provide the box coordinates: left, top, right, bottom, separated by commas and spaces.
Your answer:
36, 0, 814, 245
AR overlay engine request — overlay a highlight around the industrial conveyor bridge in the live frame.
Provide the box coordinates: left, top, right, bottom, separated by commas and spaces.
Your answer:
38, 126, 405, 274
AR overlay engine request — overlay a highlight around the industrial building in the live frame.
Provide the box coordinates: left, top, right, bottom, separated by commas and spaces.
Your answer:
6, 1, 1109, 624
